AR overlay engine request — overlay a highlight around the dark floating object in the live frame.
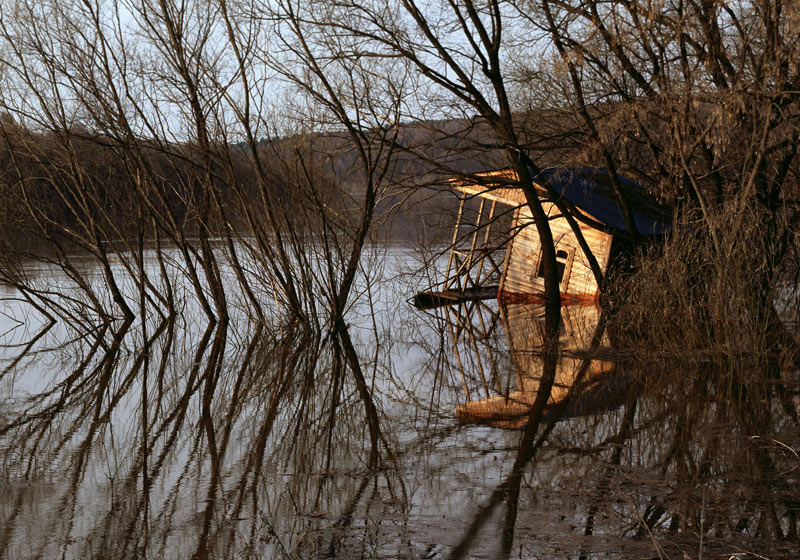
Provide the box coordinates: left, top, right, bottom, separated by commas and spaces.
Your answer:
411, 286, 499, 309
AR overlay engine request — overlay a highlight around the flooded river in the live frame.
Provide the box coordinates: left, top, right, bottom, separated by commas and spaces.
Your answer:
0, 245, 798, 559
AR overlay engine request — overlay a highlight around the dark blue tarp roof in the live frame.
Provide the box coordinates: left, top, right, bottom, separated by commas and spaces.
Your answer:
536, 167, 671, 235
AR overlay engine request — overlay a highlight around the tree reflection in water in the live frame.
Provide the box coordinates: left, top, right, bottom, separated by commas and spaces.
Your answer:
0, 250, 798, 559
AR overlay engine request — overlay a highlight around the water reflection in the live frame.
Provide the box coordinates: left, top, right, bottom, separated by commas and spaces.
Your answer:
452, 302, 618, 429
431, 296, 799, 559
0, 246, 798, 559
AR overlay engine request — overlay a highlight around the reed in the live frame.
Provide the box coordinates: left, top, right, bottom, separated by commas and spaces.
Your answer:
608, 206, 794, 369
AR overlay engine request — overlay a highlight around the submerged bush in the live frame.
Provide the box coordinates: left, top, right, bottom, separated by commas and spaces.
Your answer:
607, 206, 797, 368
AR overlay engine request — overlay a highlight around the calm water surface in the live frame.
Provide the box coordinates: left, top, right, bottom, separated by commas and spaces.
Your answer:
0, 245, 798, 559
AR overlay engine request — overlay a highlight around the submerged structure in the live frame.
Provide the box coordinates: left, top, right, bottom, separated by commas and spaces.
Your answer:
413, 167, 671, 307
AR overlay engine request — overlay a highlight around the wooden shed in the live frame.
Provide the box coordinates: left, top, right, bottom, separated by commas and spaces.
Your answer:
414, 167, 670, 307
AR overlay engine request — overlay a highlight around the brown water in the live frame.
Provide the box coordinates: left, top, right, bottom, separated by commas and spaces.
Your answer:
0, 246, 798, 559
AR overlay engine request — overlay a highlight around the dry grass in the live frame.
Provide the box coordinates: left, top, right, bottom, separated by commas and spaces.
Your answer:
607, 206, 793, 368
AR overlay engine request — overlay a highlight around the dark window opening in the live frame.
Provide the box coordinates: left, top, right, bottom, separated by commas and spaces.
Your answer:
537, 249, 570, 283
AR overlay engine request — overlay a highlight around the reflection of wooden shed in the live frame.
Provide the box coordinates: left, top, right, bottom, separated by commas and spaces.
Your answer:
455, 303, 615, 429
414, 167, 670, 307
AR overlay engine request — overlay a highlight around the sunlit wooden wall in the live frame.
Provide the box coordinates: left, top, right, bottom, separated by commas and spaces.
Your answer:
500, 203, 613, 298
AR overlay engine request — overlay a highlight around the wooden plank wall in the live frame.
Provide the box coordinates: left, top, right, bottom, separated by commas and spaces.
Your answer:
500, 202, 613, 297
